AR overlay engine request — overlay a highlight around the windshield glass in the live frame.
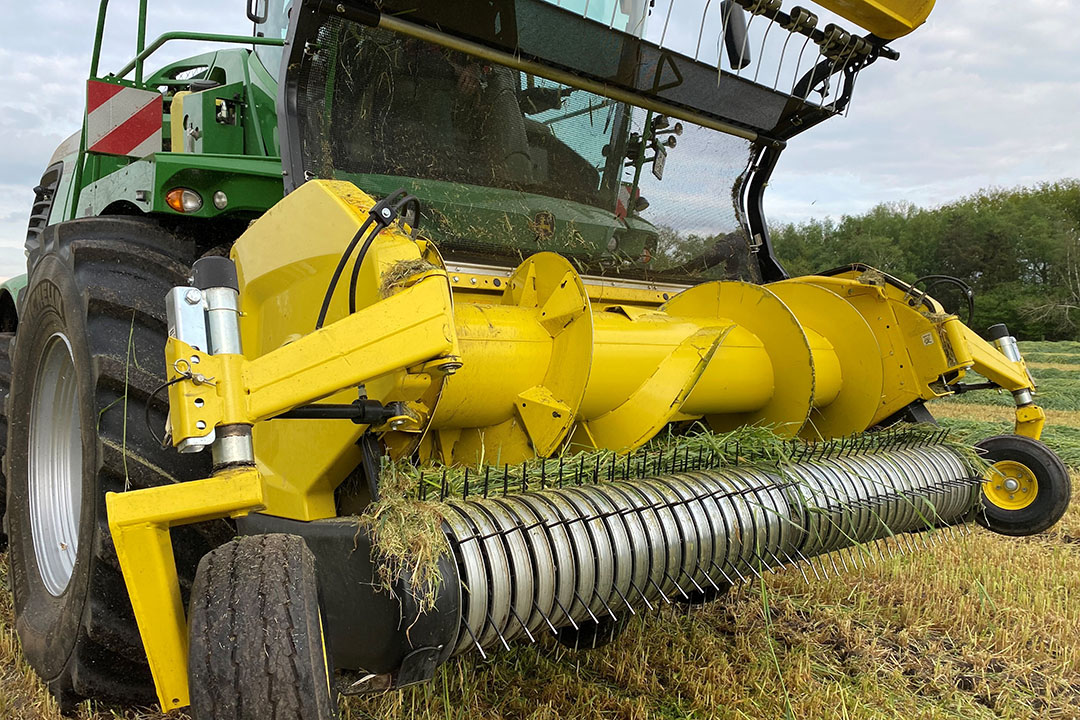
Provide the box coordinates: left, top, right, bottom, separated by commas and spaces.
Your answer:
254, 0, 291, 77
293, 13, 760, 284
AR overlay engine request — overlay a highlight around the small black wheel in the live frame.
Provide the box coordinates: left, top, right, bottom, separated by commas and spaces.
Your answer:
188, 534, 338, 720
976, 435, 1070, 537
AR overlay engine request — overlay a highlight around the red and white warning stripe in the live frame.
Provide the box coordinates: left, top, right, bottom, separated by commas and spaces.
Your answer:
86, 80, 163, 158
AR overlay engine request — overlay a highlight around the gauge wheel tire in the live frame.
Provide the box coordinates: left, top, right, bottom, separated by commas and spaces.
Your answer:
975, 434, 1071, 537
188, 534, 338, 720
0, 331, 13, 550
6, 217, 231, 709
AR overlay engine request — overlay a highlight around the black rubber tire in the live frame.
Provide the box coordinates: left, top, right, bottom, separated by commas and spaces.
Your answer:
975, 434, 1071, 537
188, 534, 338, 720
6, 217, 231, 709
0, 331, 13, 551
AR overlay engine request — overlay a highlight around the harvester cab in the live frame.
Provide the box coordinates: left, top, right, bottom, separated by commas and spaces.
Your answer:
1, 1, 1071, 718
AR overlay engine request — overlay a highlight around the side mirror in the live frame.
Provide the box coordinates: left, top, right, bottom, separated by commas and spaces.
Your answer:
721, 0, 752, 70
247, 0, 269, 23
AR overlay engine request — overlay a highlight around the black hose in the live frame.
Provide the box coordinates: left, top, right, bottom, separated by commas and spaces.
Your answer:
315, 216, 375, 330
317, 189, 422, 328
906, 274, 975, 326
347, 224, 388, 315
347, 195, 422, 315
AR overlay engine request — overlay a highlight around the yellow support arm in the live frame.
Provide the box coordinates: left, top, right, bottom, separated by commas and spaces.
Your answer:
106, 469, 266, 711
166, 272, 459, 444
956, 324, 1045, 439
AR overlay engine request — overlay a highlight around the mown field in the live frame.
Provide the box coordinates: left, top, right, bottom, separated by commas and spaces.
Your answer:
1, 342, 1078, 720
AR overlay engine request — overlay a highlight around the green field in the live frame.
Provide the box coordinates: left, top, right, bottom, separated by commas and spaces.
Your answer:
1, 344, 1078, 720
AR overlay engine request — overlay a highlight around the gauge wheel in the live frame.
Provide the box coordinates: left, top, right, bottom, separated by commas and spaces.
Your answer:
976, 434, 1070, 537
188, 534, 338, 720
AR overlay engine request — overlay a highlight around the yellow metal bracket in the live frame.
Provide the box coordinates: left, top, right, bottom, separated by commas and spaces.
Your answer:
106, 468, 266, 711
1014, 404, 1046, 440
955, 324, 1043, 440
164, 274, 459, 448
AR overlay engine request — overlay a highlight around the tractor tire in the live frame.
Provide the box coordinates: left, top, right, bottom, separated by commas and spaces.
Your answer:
6, 217, 231, 709
0, 331, 13, 550
976, 434, 1071, 537
188, 534, 338, 720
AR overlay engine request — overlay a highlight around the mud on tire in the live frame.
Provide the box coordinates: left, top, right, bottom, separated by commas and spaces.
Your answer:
188, 534, 338, 720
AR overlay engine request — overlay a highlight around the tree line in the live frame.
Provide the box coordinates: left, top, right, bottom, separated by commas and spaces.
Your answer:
769, 180, 1080, 341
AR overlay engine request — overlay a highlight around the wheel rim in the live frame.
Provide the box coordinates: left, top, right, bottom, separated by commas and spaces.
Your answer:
982, 460, 1038, 511
28, 333, 83, 597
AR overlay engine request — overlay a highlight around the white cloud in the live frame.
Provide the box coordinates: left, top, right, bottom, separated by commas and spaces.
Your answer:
0, 3, 249, 278
768, 0, 1080, 224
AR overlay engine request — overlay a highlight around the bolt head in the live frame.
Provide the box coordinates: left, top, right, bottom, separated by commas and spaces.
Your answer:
184, 288, 203, 305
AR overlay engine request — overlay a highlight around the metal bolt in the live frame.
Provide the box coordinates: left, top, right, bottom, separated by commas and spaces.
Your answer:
380, 208, 392, 219
184, 288, 203, 305
470, 277, 477, 285
1003, 478, 1020, 492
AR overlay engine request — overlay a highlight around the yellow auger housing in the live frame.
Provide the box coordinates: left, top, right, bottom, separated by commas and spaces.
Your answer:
223, 180, 1041, 502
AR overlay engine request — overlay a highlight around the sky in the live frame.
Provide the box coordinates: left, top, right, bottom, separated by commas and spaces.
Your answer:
0, 0, 1077, 281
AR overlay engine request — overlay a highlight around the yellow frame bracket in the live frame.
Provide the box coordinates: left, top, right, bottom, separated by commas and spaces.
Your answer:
164, 273, 460, 447
106, 468, 266, 711
956, 325, 1044, 440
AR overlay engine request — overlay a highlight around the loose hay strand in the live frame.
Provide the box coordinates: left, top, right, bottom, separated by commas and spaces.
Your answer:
360, 424, 985, 605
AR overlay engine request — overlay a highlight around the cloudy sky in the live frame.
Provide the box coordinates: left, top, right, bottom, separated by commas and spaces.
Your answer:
0, 0, 1076, 281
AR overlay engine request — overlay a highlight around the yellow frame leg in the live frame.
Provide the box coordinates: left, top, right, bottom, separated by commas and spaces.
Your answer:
106, 468, 266, 711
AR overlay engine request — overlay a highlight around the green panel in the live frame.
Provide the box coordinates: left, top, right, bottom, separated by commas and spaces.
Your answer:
77, 154, 284, 220
0, 275, 28, 307
185, 82, 248, 155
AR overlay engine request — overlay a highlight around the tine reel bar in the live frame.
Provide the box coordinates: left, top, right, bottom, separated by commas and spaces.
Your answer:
442, 439, 980, 656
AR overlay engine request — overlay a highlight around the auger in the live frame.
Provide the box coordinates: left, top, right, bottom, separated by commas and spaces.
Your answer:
0, 0, 1070, 718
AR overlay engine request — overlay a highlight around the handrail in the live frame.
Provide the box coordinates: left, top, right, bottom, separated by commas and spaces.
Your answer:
135, 0, 149, 84
89, 0, 110, 78
115, 32, 285, 80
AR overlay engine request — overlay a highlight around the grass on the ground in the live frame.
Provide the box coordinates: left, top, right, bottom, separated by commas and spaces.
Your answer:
5, 491, 1078, 720
1, 342, 1078, 720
